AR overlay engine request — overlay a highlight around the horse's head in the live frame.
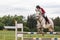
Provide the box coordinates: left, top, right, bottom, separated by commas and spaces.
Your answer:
35, 11, 42, 20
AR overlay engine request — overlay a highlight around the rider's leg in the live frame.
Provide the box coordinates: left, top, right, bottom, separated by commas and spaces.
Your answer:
42, 14, 46, 18
42, 14, 50, 24
46, 16, 50, 24
42, 14, 47, 24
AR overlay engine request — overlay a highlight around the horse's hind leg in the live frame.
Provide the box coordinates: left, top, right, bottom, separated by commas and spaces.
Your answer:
48, 26, 54, 34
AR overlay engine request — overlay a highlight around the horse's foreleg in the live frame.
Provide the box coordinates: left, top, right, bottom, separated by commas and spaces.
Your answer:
37, 26, 41, 33
37, 21, 41, 33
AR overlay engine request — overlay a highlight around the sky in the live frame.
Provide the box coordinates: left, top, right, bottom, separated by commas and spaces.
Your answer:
0, 0, 60, 19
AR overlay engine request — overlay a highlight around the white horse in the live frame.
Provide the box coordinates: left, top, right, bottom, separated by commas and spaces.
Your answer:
35, 11, 54, 33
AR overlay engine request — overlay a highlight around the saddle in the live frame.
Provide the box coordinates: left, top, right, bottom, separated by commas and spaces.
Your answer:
43, 16, 50, 24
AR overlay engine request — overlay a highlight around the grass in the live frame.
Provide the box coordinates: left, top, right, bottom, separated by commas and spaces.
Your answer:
0, 30, 15, 40
0, 30, 60, 40
24, 34, 60, 38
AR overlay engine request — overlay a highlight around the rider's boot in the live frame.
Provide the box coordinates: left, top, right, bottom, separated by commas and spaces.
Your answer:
46, 16, 50, 24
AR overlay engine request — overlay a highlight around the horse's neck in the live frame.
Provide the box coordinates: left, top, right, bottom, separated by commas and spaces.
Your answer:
39, 15, 44, 21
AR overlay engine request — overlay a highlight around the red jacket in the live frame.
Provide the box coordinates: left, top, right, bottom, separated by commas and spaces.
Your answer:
40, 8, 45, 14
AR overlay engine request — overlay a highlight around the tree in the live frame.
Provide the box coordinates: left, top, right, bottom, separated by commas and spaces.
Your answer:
27, 15, 37, 32
53, 17, 60, 32
53, 17, 60, 26
14, 15, 24, 23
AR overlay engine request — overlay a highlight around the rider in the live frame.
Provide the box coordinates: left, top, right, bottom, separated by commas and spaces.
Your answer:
35, 5, 50, 24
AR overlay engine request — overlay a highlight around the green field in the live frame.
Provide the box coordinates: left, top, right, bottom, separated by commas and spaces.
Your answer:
0, 30, 60, 40
24, 34, 60, 38
0, 30, 15, 40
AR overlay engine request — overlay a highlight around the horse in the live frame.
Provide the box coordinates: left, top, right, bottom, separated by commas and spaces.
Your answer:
34, 11, 54, 34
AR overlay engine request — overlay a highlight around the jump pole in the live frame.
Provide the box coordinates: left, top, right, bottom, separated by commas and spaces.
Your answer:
15, 21, 23, 40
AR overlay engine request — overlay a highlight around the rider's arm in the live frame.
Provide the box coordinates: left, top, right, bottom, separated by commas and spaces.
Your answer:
40, 8, 46, 14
